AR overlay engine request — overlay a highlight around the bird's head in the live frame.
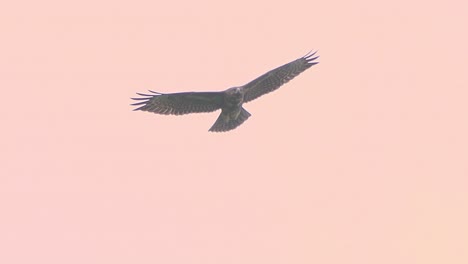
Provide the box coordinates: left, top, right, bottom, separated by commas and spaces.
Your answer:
227, 87, 242, 95
225, 87, 244, 105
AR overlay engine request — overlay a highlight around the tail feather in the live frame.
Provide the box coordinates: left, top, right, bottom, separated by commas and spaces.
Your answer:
209, 107, 251, 132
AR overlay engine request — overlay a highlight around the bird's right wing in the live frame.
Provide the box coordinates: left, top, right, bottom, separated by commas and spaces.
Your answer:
131, 91, 224, 115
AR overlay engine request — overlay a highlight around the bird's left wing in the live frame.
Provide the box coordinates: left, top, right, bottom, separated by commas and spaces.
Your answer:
131, 91, 224, 115
241, 51, 319, 103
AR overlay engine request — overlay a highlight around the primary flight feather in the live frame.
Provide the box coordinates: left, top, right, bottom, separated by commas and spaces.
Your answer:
131, 51, 319, 132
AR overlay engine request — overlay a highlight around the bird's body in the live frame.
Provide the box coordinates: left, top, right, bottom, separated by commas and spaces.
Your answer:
132, 51, 319, 132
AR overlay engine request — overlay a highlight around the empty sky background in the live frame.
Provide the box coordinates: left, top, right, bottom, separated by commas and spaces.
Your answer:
1, 0, 467, 263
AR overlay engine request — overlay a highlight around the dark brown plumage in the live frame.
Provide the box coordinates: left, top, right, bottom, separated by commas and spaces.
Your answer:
131, 51, 319, 132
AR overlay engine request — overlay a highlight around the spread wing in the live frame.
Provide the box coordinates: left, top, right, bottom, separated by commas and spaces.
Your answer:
131, 90, 224, 115
241, 51, 319, 103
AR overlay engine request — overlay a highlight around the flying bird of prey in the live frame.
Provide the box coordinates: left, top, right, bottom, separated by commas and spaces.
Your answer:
132, 51, 319, 132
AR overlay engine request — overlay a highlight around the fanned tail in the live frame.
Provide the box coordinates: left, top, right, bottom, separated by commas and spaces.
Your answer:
209, 107, 251, 132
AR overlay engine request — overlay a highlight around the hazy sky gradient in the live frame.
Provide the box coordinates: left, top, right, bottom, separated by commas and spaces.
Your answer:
1, 1, 467, 263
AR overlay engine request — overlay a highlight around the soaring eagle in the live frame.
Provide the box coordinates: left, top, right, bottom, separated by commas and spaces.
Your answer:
132, 51, 319, 132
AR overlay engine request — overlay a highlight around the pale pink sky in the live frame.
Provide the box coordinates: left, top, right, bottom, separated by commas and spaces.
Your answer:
1, 1, 467, 263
